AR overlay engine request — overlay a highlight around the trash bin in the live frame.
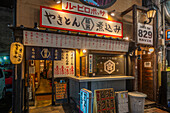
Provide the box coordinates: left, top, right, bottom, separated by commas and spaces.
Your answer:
128, 92, 147, 113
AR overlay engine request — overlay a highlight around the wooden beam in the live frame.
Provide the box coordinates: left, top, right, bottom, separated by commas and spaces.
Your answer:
121, 5, 133, 16
121, 4, 148, 17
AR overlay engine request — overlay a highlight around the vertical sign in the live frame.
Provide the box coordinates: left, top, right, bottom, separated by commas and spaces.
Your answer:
89, 54, 93, 73
80, 88, 93, 113
10, 42, 24, 64
137, 23, 153, 45
166, 30, 170, 41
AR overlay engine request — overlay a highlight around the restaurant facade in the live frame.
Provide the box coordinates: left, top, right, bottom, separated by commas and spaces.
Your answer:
11, 0, 158, 113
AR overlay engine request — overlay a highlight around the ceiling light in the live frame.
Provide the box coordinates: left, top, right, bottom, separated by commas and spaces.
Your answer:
82, 49, 87, 53
110, 12, 115, 16
54, 0, 61, 4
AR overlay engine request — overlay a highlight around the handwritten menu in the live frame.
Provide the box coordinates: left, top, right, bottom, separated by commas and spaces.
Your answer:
54, 49, 75, 77
93, 88, 116, 113
23, 30, 129, 52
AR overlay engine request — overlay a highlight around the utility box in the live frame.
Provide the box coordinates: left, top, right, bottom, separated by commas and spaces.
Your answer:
115, 91, 129, 113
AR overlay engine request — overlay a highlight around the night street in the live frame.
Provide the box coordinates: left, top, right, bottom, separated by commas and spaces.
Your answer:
0, 92, 12, 113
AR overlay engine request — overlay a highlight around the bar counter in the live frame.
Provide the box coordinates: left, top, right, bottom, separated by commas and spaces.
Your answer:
62, 75, 134, 105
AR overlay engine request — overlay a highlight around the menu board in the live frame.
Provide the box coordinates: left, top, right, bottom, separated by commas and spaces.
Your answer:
93, 54, 125, 76
54, 49, 75, 77
54, 81, 67, 100
93, 88, 116, 113
80, 88, 93, 113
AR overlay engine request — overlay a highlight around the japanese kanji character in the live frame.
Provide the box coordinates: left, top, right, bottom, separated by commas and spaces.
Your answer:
64, 17, 71, 25
96, 22, 104, 31
85, 18, 91, 30
105, 23, 113, 32
114, 25, 121, 33
72, 17, 80, 27
57, 15, 62, 25
19, 48, 22, 53
44, 11, 56, 24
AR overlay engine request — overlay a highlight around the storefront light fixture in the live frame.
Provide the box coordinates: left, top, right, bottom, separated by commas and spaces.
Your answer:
54, 0, 61, 4
144, 7, 156, 24
109, 10, 115, 17
82, 49, 87, 53
123, 37, 129, 40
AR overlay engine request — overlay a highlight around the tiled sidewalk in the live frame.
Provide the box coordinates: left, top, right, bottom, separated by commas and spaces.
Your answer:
29, 104, 78, 113
30, 104, 169, 113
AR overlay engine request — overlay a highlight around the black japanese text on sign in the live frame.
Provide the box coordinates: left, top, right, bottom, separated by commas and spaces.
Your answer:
10, 42, 24, 64
40, 6, 123, 38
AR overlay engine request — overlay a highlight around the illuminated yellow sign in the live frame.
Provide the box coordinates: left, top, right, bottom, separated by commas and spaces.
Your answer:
10, 42, 24, 64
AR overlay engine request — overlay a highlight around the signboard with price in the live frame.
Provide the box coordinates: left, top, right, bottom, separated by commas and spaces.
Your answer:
137, 23, 153, 45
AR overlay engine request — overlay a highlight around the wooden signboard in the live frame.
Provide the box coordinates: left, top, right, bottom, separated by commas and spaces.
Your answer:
93, 88, 116, 113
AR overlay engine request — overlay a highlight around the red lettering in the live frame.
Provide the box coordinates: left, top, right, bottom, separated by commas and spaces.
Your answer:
78, 5, 84, 12
69, 3, 76, 10
85, 7, 90, 13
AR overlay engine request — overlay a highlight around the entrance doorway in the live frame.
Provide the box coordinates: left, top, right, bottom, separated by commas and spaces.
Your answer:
138, 50, 155, 101
27, 60, 52, 107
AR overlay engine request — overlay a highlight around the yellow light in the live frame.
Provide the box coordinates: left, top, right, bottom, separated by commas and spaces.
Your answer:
147, 8, 156, 19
